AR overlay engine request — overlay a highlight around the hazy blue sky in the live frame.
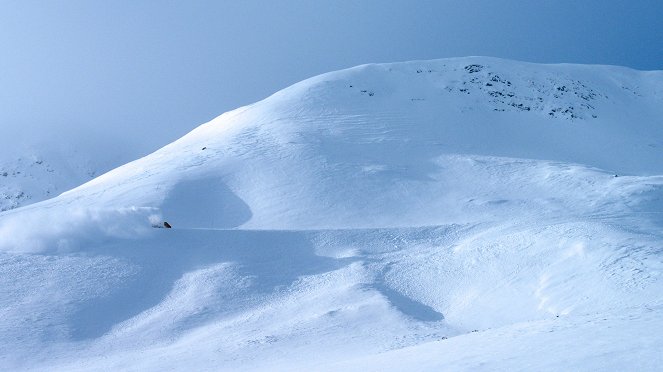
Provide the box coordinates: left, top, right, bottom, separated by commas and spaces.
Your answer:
1, 0, 662, 159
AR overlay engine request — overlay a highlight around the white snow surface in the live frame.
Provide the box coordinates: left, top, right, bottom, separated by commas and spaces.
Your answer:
1, 57, 663, 370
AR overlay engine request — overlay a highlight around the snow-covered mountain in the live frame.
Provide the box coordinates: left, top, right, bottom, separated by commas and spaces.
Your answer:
1, 57, 662, 371
0, 141, 132, 212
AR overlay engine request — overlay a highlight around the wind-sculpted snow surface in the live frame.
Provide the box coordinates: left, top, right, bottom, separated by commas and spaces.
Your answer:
1, 57, 663, 370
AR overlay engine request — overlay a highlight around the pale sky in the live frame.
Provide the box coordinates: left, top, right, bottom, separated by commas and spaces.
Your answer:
1, 0, 662, 161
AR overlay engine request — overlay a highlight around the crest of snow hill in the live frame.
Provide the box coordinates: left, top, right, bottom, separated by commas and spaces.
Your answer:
0, 57, 663, 370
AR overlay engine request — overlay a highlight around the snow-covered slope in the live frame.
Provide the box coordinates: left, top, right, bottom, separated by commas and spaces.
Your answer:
1, 57, 662, 370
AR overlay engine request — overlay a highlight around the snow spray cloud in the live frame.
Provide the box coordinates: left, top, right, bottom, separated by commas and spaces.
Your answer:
0, 206, 161, 254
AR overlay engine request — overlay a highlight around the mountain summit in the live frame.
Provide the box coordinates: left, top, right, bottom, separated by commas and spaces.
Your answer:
1, 57, 662, 370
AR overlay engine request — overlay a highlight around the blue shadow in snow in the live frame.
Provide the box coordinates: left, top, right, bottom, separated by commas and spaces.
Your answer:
69, 229, 348, 340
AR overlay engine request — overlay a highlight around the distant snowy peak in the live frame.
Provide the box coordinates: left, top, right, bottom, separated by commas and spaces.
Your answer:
0, 150, 99, 212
